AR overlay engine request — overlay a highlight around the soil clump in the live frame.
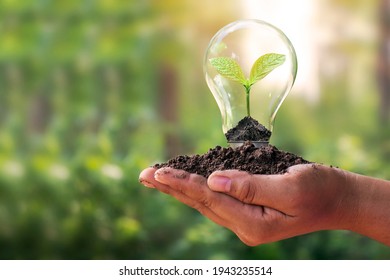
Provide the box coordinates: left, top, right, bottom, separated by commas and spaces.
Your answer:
225, 116, 271, 142
153, 142, 310, 178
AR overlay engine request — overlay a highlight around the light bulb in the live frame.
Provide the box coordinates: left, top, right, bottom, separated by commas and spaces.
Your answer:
204, 19, 297, 147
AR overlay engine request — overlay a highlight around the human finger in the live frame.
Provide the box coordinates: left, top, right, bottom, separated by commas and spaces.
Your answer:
139, 167, 235, 231
207, 170, 292, 209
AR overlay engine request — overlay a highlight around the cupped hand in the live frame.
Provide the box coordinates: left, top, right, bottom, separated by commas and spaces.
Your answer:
139, 164, 357, 246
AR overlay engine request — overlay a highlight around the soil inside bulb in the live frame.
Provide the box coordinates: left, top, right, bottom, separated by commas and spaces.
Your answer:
153, 142, 311, 178
225, 116, 271, 142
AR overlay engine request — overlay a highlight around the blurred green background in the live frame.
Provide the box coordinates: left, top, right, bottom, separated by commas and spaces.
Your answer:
0, 0, 389, 259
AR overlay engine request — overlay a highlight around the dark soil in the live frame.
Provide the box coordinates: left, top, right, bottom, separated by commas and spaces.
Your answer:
225, 116, 271, 142
153, 142, 310, 178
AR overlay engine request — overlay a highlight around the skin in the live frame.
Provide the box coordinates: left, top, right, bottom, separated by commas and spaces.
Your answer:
139, 164, 390, 246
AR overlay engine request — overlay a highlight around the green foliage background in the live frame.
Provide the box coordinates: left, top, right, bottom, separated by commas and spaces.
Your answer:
0, 1, 389, 259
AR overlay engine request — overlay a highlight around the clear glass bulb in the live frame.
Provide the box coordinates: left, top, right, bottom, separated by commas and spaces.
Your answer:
204, 19, 297, 147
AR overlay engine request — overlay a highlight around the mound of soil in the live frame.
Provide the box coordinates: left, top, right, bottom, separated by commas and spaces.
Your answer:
225, 116, 271, 142
153, 142, 310, 178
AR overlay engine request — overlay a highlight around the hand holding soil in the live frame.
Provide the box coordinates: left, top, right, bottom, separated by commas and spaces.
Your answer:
139, 164, 390, 246
141, 19, 390, 248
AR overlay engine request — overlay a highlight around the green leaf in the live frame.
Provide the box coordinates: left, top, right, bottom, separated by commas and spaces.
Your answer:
209, 57, 246, 84
249, 53, 286, 85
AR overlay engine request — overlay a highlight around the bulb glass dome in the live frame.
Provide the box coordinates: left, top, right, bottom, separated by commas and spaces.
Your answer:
204, 19, 297, 143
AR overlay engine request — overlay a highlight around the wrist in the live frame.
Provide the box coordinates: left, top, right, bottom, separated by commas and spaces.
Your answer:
333, 170, 362, 231
319, 167, 361, 231
340, 171, 390, 245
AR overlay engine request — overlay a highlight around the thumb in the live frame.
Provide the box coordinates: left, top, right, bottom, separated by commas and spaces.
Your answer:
207, 170, 287, 207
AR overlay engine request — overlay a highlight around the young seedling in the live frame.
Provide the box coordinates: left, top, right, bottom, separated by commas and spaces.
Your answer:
210, 53, 285, 116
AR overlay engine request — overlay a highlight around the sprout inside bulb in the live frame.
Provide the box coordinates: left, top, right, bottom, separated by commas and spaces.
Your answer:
204, 19, 297, 145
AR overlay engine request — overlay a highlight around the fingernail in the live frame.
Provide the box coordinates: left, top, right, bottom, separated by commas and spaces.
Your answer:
155, 168, 188, 184
208, 176, 231, 192
154, 168, 170, 183
139, 179, 155, 188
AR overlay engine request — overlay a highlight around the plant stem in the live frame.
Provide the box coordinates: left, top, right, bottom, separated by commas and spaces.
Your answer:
244, 85, 251, 116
